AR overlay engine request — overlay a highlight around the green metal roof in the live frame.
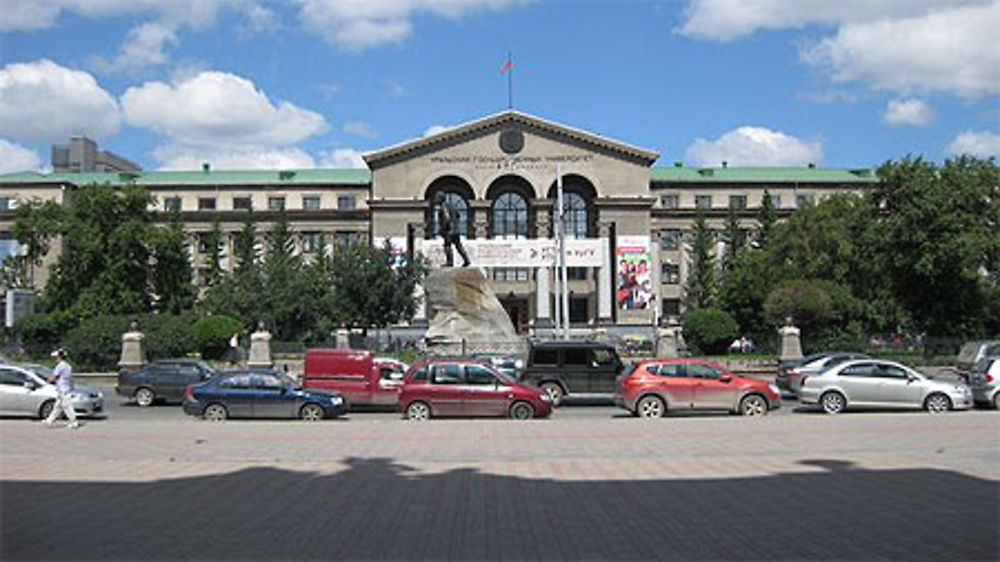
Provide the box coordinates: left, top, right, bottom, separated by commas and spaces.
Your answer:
0, 168, 372, 187
651, 166, 877, 184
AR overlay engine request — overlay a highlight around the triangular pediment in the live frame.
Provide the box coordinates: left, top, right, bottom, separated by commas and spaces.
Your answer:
363, 110, 659, 169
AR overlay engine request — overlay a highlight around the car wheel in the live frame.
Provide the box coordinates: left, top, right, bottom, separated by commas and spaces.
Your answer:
203, 403, 228, 421
740, 394, 768, 416
924, 393, 951, 414
509, 401, 534, 420
540, 382, 564, 407
38, 399, 55, 420
405, 401, 431, 421
993, 392, 1000, 410
300, 403, 325, 421
135, 387, 155, 408
637, 395, 666, 419
820, 391, 846, 414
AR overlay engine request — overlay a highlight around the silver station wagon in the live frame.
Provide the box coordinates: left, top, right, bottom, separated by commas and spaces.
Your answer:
800, 359, 972, 414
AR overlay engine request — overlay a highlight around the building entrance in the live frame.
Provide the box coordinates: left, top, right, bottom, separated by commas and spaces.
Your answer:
499, 296, 530, 334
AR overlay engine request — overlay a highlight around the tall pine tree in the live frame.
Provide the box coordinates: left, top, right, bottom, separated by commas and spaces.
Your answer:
684, 211, 717, 310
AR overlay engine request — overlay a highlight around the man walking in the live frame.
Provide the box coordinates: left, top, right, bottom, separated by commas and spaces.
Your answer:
44, 349, 79, 429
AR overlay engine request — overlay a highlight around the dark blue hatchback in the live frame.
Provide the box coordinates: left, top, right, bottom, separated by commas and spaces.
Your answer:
183, 369, 347, 421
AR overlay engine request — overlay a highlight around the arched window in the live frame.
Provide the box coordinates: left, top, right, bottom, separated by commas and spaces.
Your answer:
557, 192, 589, 239
491, 192, 528, 239
430, 192, 469, 237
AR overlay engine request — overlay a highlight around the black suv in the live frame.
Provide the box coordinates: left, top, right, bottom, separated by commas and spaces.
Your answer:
520, 341, 625, 406
116, 359, 217, 407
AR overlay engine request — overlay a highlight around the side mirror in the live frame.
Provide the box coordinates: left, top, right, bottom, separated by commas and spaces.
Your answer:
720, 375, 732, 383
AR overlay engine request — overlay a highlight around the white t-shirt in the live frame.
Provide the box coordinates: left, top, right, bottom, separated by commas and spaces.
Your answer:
53, 360, 73, 393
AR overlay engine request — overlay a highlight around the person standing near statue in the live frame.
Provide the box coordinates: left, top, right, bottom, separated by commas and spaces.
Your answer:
43, 348, 79, 429
434, 192, 471, 267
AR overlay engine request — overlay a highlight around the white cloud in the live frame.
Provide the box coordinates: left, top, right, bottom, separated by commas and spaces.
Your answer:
801, 2, 1000, 99
154, 145, 317, 170
91, 21, 180, 74
121, 71, 328, 147
424, 124, 452, 137
386, 81, 406, 99
296, 0, 526, 50
946, 130, 1000, 158
677, 0, 989, 41
685, 126, 823, 167
0, 59, 121, 142
318, 148, 367, 169
0, 139, 42, 174
883, 98, 933, 127
343, 121, 378, 139
0, 1, 259, 32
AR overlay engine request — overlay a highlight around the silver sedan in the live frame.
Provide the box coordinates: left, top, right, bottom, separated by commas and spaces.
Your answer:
800, 359, 972, 414
0, 363, 105, 419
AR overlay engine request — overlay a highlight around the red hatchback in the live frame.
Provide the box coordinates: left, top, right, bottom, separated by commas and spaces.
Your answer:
615, 359, 781, 418
399, 359, 553, 420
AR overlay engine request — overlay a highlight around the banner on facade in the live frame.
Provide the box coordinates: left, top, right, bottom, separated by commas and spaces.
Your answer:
615, 235, 652, 310
416, 238, 605, 268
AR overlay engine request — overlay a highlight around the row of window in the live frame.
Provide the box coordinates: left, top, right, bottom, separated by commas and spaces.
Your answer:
433, 190, 590, 239
194, 231, 363, 254
491, 267, 590, 283
163, 195, 357, 213
658, 193, 815, 210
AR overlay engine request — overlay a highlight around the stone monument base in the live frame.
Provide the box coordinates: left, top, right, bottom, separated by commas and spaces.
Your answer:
424, 267, 523, 356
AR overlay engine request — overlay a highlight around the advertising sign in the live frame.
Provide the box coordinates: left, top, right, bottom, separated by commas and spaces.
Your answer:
416, 238, 605, 268
615, 235, 652, 310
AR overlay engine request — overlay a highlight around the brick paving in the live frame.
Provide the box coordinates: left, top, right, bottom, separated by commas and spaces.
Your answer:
2, 409, 998, 560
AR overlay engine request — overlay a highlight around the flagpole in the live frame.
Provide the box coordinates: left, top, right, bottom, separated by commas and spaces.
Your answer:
507, 52, 513, 109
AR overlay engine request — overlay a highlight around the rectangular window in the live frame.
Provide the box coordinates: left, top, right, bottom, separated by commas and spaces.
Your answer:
661, 262, 680, 284
0, 197, 11, 211
493, 268, 529, 282
567, 267, 588, 281
769, 193, 781, 208
302, 196, 321, 210
335, 231, 362, 247
268, 196, 286, 211
569, 297, 589, 324
164, 196, 182, 212
197, 233, 214, 254
659, 229, 682, 251
662, 298, 680, 318
532, 349, 558, 366
198, 197, 216, 211
233, 196, 252, 211
564, 348, 588, 366
729, 195, 747, 209
695, 195, 712, 209
337, 195, 356, 210
660, 194, 679, 209
301, 231, 322, 253
796, 193, 815, 208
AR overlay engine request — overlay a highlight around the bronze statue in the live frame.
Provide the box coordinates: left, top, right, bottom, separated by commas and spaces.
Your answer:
434, 192, 470, 267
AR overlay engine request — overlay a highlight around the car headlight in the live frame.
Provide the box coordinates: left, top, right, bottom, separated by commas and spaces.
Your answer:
540, 393, 552, 402
330, 396, 343, 404
768, 383, 779, 395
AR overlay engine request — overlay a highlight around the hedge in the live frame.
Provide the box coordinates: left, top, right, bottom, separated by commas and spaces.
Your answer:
683, 307, 739, 356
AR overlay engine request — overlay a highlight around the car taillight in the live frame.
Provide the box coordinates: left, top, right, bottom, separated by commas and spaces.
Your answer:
800, 375, 808, 388
184, 385, 193, 401
987, 375, 994, 384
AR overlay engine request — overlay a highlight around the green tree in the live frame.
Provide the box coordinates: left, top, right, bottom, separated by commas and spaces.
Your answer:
149, 211, 195, 314
2, 199, 64, 288
682, 307, 739, 355
684, 211, 716, 309
204, 217, 224, 288
872, 156, 1000, 339
261, 211, 308, 340
755, 188, 777, 250
716, 250, 772, 343
721, 204, 745, 272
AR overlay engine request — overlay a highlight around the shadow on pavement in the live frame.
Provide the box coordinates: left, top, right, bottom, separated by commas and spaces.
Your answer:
2, 458, 997, 560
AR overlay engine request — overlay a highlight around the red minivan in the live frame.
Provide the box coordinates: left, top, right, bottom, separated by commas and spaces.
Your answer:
302, 349, 406, 408
615, 359, 780, 418
399, 359, 553, 420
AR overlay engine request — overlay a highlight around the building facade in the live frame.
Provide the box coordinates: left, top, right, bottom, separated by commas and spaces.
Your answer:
0, 111, 877, 336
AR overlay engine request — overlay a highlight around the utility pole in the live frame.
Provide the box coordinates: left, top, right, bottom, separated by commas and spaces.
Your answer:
556, 164, 570, 340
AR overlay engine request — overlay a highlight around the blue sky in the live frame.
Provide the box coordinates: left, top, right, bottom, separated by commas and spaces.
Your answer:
1, 1, 998, 173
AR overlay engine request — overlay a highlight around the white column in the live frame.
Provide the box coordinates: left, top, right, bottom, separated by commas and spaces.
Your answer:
598, 240, 612, 321
536, 267, 552, 325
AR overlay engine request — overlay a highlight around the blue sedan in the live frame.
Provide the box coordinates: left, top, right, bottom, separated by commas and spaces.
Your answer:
183, 370, 347, 421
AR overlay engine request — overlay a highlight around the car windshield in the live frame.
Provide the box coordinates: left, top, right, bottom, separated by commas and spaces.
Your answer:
24, 365, 51, 379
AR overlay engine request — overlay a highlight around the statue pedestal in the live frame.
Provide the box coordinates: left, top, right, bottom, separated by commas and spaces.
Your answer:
118, 329, 145, 372
779, 323, 803, 361
424, 267, 521, 356
248, 328, 273, 368
335, 329, 351, 349
657, 326, 682, 358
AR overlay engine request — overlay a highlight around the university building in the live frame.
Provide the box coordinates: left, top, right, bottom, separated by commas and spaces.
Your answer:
0, 111, 877, 337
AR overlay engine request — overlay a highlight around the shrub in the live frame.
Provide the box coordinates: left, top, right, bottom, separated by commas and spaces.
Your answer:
682, 307, 739, 355
143, 313, 198, 361
764, 280, 833, 327
194, 315, 242, 360
64, 315, 133, 371
13, 310, 76, 357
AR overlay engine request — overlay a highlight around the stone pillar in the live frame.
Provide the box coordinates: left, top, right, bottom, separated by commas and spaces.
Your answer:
247, 321, 273, 368
535, 267, 553, 328
335, 328, 351, 349
657, 319, 682, 358
597, 222, 613, 324
779, 318, 803, 361
118, 321, 145, 372
410, 224, 428, 325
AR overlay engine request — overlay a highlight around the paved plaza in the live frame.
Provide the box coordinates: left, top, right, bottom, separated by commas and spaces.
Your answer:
1, 387, 998, 561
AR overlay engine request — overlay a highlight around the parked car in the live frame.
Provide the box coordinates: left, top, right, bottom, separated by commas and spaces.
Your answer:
615, 359, 780, 418
776, 352, 870, 395
520, 340, 625, 406
799, 359, 972, 414
968, 357, 1000, 409
183, 369, 347, 421
471, 353, 523, 380
399, 359, 553, 420
117, 359, 218, 407
302, 349, 405, 408
956, 340, 1000, 374
0, 363, 104, 419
